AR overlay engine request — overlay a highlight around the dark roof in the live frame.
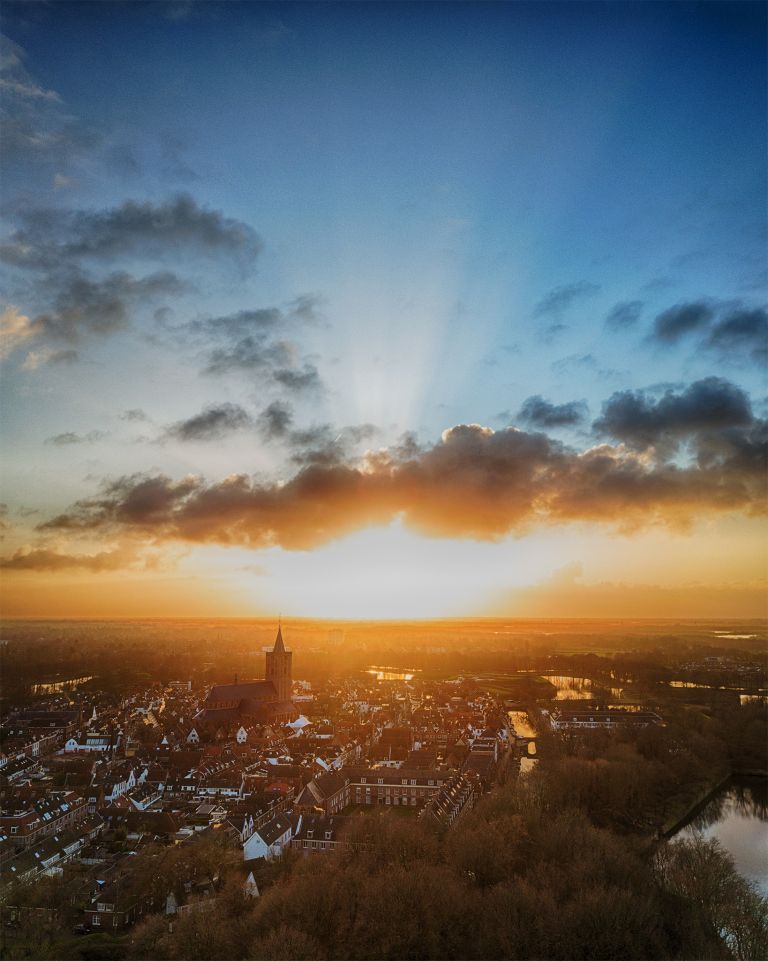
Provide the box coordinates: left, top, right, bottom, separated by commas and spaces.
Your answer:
294, 814, 350, 842
256, 814, 292, 846
206, 681, 277, 704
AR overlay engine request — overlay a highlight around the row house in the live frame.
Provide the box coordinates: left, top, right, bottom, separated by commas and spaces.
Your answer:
420, 774, 475, 829
345, 768, 450, 808
1, 815, 103, 891
549, 708, 662, 731
0, 791, 88, 849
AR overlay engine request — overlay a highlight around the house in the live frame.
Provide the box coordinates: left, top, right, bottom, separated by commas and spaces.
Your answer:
291, 815, 352, 854
241, 813, 293, 861
294, 771, 350, 815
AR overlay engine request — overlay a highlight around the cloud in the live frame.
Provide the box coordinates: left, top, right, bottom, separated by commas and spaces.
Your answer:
0, 193, 262, 271
516, 395, 588, 429
45, 430, 108, 446
273, 364, 323, 393
163, 403, 253, 442
0, 35, 98, 175
21, 348, 79, 370
120, 408, 149, 422
286, 422, 378, 467
651, 301, 714, 343
705, 305, 768, 365
0, 546, 131, 572
593, 377, 755, 452
604, 300, 644, 331
0, 305, 36, 359
37, 412, 767, 551
257, 401, 294, 439
30, 270, 188, 343
532, 281, 600, 318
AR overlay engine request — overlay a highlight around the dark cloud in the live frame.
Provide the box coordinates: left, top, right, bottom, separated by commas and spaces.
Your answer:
38, 410, 767, 550
605, 300, 644, 331
203, 336, 291, 376
594, 377, 754, 451
651, 301, 714, 343
705, 306, 768, 365
176, 299, 323, 388
45, 429, 108, 446
517, 395, 588, 429
164, 403, 252, 442
120, 408, 149, 423
287, 423, 378, 468
0, 193, 262, 271
533, 281, 600, 318
257, 401, 294, 440
45, 348, 79, 365
273, 364, 323, 394
30, 270, 187, 343
187, 308, 283, 341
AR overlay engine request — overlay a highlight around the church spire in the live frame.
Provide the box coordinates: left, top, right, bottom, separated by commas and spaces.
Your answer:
273, 621, 285, 654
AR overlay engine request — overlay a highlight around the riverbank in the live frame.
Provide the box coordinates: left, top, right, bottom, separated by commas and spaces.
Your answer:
660, 769, 732, 838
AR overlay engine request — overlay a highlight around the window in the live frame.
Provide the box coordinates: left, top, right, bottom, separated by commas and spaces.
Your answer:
92, 915, 101, 927
10, 827, 17, 834
410, 779, 416, 786
377, 778, 383, 784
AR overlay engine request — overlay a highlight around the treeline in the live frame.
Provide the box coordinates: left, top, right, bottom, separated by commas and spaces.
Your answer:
121, 779, 767, 961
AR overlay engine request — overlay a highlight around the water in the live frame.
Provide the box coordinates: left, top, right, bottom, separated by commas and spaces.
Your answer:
31, 675, 94, 694
508, 710, 537, 739
675, 778, 768, 896
543, 675, 624, 700
366, 667, 415, 681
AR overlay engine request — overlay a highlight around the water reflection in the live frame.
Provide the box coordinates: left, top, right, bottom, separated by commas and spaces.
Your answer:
31, 675, 94, 694
508, 710, 536, 739
366, 667, 415, 682
676, 778, 768, 896
544, 675, 623, 700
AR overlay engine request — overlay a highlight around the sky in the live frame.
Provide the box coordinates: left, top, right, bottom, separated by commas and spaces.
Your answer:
0, 0, 766, 619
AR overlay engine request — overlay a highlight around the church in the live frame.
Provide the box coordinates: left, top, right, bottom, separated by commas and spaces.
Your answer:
201, 625, 294, 726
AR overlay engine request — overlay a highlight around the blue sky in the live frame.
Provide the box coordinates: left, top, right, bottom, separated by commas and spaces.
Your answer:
0, 1, 765, 617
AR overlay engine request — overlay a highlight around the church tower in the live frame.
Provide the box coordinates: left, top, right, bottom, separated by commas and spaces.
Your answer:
265, 624, 292, 702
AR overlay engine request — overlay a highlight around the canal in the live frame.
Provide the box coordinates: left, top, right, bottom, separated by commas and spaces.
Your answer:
672, 777, 768, 896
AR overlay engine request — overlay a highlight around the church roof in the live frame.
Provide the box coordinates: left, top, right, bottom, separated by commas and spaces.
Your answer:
206, 681, 277, 704
273, 625, 286, 654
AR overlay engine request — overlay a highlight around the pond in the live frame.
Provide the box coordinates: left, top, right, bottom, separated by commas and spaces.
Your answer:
673, 778, 768, 897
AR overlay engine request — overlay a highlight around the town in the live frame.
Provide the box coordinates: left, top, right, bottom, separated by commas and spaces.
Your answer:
1, 619, 766, 960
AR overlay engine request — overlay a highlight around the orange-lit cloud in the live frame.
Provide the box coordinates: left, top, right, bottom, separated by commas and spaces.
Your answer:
28, 419, 765, 557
